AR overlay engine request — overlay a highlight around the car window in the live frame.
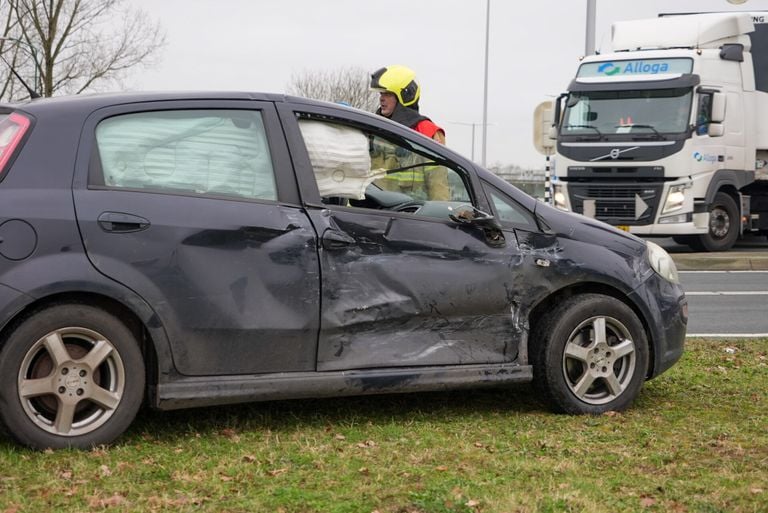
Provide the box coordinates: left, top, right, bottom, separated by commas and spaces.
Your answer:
297, 117, 472, 217
486, 184, 537, 230
94, 110, 277, 200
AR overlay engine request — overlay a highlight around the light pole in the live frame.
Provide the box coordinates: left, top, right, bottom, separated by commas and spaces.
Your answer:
481, 0, 490, 167
0, 36, 41, 98
585, 0, 597, 55
448, 121, 481, 162
448, 120, 497, 163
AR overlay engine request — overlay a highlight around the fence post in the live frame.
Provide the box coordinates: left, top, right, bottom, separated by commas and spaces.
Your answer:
544, 155, 552, 204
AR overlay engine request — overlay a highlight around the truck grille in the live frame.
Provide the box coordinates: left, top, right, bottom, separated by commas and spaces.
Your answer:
568, 184, 662, 225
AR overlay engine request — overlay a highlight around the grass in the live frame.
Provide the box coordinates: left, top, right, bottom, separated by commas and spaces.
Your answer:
0, 338, 766, 513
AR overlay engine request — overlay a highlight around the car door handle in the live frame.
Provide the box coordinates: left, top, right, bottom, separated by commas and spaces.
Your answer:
321, 229, 356, 250
97, 212, 151, 233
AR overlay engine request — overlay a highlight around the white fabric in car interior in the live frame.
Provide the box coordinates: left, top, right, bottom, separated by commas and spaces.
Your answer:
299, 120, 386, 200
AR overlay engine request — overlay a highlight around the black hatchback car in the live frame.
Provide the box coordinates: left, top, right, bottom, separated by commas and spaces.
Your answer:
0, 92, 686, 449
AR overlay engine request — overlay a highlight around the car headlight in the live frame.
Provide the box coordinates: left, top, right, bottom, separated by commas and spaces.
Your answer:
646, 240, 679, 284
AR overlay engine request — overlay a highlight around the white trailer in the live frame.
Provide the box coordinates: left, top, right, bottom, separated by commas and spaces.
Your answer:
550, 12, 768, 251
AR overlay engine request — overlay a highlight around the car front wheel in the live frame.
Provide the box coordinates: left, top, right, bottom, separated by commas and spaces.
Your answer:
0, 304, 145, 449
532, 294, 649, 414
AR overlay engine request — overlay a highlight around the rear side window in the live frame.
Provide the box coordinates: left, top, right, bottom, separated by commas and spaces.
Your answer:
0, 112, 32, 178
95, 110, 277, 200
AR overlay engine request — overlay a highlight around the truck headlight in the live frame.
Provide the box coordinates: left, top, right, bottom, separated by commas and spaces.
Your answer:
661, 184, 688, 215
646, 240, 679, 284
553, 184, 568, 211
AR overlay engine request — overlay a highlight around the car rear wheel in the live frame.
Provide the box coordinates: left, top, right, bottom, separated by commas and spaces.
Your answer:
532, 294, 649, 414
0, 304, 144, 449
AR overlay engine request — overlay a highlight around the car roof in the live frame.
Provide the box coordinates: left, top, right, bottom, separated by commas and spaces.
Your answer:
0, 91, 350, 115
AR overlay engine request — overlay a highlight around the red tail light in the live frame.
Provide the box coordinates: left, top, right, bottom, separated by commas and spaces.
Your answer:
0, 112, 31, 177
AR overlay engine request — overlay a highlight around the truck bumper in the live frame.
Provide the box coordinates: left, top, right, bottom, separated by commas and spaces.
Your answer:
625, 217, 708, 236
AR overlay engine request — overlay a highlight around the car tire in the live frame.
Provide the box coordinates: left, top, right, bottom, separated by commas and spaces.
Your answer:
695, 191, 739, 252
0, 304, 145, 449
532, 294, 649, 414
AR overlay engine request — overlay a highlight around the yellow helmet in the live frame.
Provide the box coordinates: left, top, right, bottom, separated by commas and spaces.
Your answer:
370, 65, 420, 107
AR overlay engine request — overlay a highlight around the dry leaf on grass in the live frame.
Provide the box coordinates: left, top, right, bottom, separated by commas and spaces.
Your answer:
88, 493, 126, 508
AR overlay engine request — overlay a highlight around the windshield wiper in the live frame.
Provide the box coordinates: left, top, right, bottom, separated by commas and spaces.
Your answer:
615, 124, 667, 140
565, 124, 603, 140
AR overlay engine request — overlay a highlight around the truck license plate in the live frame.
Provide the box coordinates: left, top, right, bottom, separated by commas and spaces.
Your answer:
615, 225, 630, 232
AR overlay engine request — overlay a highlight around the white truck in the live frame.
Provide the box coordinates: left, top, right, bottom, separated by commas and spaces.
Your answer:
549, 12, 768, 251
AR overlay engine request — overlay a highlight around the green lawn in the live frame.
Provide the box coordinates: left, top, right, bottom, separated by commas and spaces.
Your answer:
1, 339, 766, 513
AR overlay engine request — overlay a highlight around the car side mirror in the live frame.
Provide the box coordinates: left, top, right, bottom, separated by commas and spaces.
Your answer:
449, 205, 505, 247
449, 205, 499, 228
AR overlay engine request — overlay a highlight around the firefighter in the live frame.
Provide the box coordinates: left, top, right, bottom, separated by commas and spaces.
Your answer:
370, 65, 449, 200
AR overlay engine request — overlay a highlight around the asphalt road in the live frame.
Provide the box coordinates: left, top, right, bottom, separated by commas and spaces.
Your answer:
654, 234, 768, 253
679, 270, 768, 336
640, 234, 768, 336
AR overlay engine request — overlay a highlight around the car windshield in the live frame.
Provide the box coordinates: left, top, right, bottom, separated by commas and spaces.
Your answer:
562, 87, 693, 137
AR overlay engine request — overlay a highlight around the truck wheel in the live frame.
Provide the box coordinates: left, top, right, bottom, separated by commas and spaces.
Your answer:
0, 304, 145, 450
672, 235, 696, 247
696, 192, 739, 252
532, 294, 649, 414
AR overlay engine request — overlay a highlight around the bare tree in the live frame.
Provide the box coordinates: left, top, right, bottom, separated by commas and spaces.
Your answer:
0, 0, 164, 101
0, 2, 29, 100
288, 67, 379, 112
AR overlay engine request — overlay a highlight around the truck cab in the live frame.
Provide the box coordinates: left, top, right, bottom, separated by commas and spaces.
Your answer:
551, 12, 768, 251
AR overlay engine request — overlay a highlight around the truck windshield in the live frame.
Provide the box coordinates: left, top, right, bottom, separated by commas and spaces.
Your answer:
562, 87, 692, 137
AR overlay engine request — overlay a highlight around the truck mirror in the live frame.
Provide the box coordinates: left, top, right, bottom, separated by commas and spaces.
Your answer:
547, 125, 557, 140
533, 100, 556, 154
711, 92, 726, 123
708, 123, 725, 137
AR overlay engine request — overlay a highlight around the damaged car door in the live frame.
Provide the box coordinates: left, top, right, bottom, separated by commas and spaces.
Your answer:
280, 105, 527, 371
73, 102, 320, 376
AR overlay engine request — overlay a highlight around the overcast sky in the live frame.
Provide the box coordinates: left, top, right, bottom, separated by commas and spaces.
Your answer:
128, 0, 767, 169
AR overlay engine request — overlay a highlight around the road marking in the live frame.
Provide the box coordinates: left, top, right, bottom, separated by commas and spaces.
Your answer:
679, 270, 768, 274
685, 291, 768, 296
687, 333, 768, 338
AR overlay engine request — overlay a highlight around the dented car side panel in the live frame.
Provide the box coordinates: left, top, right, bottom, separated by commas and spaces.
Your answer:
306, 208, 523, 370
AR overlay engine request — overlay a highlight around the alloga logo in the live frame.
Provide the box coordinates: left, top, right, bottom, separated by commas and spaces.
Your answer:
597, 62, 621, 76
597, 61, 671, 76
693, 152, 717, 163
